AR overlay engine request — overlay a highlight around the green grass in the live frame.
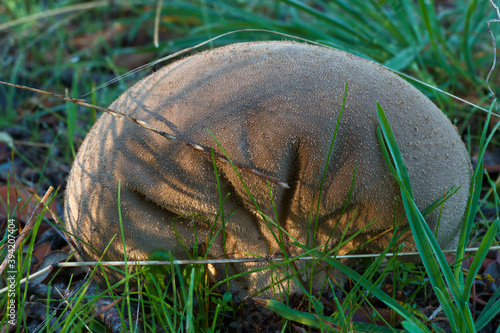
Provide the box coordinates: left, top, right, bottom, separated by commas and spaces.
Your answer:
1, 0, 500, 332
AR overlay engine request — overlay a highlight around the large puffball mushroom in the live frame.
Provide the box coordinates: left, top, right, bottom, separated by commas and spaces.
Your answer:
64, 41, 472, 298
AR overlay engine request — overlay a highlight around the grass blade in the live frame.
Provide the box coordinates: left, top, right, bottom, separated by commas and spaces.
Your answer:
375, 102, 413, 198
456, 102, 500, 274
376, 102, 475, 332
185, 269, 195, 333
463, 219, 499, 299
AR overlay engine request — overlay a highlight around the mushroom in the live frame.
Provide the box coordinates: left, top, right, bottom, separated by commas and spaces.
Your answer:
64, 41, 472, 298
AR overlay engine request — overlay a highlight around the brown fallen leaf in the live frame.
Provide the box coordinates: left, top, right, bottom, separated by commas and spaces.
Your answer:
0, 185, 57, 222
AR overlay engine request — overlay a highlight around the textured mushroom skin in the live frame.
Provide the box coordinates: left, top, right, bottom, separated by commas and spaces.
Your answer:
65, 41, 472, 298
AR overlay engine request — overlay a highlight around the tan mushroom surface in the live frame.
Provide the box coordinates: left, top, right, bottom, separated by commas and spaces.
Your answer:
64, 41, 472, 298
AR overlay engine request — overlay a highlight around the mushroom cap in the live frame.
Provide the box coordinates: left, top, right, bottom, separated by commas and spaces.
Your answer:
65, 41, 472, 297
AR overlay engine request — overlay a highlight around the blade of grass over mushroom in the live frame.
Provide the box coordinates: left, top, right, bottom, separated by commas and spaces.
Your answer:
377, 122, 466, 331
376, 103, 476, 332
375, 102, 413, 198
456, 101, 500, 280
210, 149, 232, 292
421, 185, 460, 216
